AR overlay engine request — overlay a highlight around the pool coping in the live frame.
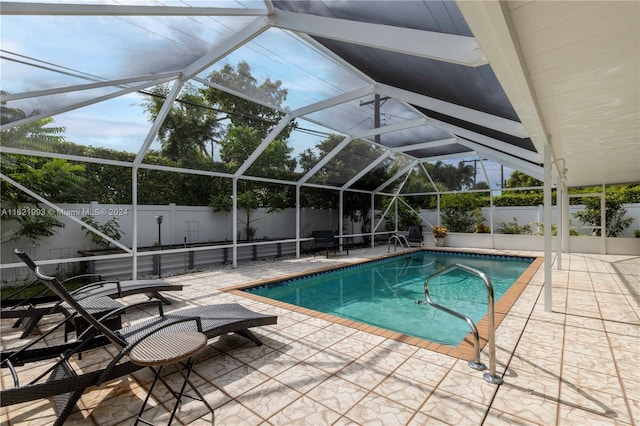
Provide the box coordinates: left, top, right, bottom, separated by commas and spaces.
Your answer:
223, 249, 544, 362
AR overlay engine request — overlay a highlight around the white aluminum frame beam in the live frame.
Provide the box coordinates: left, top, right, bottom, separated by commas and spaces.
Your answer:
425, 117, 540, 164
341, 151, 392, 190
194, 77, 288, 114
234, 114, 293, 178
290, 86, 375, 118
0, 147, 133, 168
374, 169, 414, 232
420, 162, 439, 192
0, 77, 176, 131
378, 83, 528, 138
0, 173, 131, 253
0, 71, 179, 102
420, 152, 476, 163
0, 2, 268, 16
183, 17, 270, 79
271, 11, 487, 67
350, 119, 427, 140
138, 163, 233, 179
134, 80, 184, 167
298, 137, 353, 185
390, 138, 458, 153
457, 137, 543, 180
374, 161, 417, 193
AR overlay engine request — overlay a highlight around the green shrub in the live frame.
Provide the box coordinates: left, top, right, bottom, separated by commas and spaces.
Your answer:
497, 217, 532, 235
81, 216, 122, 249
573, 197, 635, 237
440, 192, 486, 233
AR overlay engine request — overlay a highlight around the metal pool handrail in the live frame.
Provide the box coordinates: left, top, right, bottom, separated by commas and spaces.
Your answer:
387, 235, 410, 253
422, 263, 503, 384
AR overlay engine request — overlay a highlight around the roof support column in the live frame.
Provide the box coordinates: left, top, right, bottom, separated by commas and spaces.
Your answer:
562, 184, 570, 258
339, 190, 344, 251
133, 79, 184, 275
232, 177, 238, 269
394, 196, 399, 234
370, 194, 375, 248
132, 168, 138, 279
296, 184, 301, 259
543, 146, 553, 312
557, 183, 565, 270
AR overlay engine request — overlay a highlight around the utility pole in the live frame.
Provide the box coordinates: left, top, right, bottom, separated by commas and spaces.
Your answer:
360, 95, 390, 145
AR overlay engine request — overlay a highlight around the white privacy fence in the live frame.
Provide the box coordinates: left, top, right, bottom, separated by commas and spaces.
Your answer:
1, 203, 345, 263
1, 202, 638, 281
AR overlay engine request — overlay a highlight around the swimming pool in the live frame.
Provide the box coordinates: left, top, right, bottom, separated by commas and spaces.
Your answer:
242, 251, 535, 345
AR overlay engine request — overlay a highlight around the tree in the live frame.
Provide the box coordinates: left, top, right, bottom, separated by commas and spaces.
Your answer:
573, 196, 635, 237
440, 192, 487, 232
210, 184, 289, 240
1, 93, 66, 150
425, 161, 475, 191
142, 83, 220, 165
1, 157, 85, 246
218, 125, 296, 178
202, 61, 295, 140
505, 170, 543, 188
298, 134, 394, 242
1, 103, 86, 246
81, 216, 122, 250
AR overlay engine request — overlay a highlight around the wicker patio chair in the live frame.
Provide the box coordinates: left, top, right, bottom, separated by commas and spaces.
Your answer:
1, 249, 277, 425
2, 267, 184, 338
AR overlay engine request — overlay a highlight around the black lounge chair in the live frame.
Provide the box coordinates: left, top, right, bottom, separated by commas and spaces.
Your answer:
1, 249, 277, 425
2, 269, 184, 338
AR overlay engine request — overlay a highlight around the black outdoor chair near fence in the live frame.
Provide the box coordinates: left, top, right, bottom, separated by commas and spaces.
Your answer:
408, 226, 423, 247
312, 230, 350, 258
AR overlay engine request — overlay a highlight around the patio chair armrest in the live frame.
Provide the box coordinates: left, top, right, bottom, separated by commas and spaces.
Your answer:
75, 300, 165, 342
97, 299, 164, 323
69, 281, 122, 298
60, 274, 103, 286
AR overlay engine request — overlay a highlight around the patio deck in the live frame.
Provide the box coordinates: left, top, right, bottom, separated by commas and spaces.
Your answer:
1, 247, 638, 425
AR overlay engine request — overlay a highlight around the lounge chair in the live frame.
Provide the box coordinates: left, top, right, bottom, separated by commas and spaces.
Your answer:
1, 249, 277, 425
2, 273, 103, 337
2, 270, 184, 338
407, 225, 423, 247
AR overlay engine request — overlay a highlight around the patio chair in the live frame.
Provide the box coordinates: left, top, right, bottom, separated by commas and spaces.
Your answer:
407, 226, 423, 247
1, 249, 277, 425
312, 230, 349, 258
2, 272, 104, 337
2, 268, 184, 338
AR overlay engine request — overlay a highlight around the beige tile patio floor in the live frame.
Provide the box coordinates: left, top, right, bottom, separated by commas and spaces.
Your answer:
1, 247, 638, 425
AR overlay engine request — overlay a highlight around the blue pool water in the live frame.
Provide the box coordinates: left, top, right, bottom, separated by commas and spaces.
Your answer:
244, 251, 534, 345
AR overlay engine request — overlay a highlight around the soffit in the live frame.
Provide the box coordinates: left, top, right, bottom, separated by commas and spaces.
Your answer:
461, 0, 639, 187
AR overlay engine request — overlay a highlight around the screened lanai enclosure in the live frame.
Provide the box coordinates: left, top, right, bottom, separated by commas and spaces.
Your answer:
1, 2, 639, 285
